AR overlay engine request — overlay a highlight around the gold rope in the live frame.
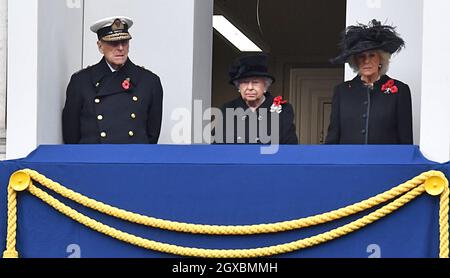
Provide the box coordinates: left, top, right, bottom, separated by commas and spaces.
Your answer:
23, 182, 428, 258
440, 183, 449, 258
21, 169, 438, 235
2, 186, 19, 258
2, 169, 448, 258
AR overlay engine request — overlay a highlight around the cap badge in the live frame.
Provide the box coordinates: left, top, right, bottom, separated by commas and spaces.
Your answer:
111, 19, 124, 31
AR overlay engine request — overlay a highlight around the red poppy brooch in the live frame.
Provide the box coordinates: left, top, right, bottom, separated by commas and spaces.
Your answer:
381, 79, 398, 94
270, 96, 288, 114
122, 78, 131, 90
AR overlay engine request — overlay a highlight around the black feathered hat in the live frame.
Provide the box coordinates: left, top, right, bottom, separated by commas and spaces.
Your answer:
228, 54, 275, 85
331, 19, 405, 64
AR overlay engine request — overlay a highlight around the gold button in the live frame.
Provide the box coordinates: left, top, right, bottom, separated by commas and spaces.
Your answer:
129, 131, 134, 137
97, 115, 103, 121
424, 176, 447, 196
95, 82, 100, 88
9, 171, 32, 192
131, 113, 136, 119
100, 132, 107, 138
132, 96, 138, 102
94, 98, 100, 104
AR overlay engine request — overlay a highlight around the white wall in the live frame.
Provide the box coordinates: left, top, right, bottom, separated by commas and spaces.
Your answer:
420, 0, 450, 163
346, 0, 423, 145
6, 0, 39, 159
83, 0, 213, 144
6, 0, 83, 159
38, 0, 84, 145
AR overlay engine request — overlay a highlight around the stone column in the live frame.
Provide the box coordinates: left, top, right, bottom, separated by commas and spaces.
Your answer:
419, 0, 450, 163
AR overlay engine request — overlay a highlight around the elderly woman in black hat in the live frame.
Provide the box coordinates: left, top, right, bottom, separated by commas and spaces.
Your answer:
325, 20, 413, 144
215, 54, 298, 144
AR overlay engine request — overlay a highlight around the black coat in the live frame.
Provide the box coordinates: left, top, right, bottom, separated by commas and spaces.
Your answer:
325, 74, 413, 144
62, 58, 163, 144
215, 93, 298, 144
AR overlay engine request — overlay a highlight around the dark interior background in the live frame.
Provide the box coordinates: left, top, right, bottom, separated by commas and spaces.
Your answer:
212, 0, 346, 107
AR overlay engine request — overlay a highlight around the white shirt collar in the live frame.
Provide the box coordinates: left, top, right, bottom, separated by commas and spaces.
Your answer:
105, 60, 117, 72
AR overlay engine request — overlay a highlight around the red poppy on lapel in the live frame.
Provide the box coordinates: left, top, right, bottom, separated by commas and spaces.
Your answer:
122, 78, 131, 90
270, 96, 288, 114
381, 79, 398, 94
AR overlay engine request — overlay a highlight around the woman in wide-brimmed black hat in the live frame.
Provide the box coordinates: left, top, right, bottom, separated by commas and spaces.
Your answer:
325, 19, 413, 145
214, 54, 298, 144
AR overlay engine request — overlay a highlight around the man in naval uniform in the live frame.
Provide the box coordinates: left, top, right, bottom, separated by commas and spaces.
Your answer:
62, 16, 163, 144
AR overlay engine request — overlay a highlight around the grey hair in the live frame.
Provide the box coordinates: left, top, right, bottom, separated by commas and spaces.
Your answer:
348, 50, 391, 76
233, 77, 273, 92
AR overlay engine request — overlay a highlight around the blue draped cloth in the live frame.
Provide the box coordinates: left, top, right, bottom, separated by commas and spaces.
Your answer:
0, 145, 449, 258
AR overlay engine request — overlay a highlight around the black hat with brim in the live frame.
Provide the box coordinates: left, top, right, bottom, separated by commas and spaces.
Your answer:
229, 54, 275, 85
331, 19, 405, 64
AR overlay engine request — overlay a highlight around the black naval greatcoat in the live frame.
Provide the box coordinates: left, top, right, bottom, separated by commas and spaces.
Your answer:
215, 93, 298, 144
325, 74, 413, 144
62, 58, 163, 144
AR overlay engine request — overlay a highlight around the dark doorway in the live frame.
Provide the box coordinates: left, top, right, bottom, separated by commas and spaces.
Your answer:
212, 0, 346, 144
